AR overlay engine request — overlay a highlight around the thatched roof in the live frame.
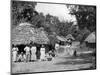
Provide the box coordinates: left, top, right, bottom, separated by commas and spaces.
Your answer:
84, 32, 96, 43
66, 34, 75, 40
19, 22, 32, 26
56, 36, 67, 41
12, 23, 49, 45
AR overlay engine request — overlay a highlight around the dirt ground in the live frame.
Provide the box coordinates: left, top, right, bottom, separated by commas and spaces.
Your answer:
12, 49, 96, 74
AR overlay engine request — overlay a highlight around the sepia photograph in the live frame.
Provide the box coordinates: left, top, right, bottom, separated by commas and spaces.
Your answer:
11, 0, 96, 74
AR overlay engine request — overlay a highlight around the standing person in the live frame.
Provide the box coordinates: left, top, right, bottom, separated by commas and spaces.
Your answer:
24, 45, 30, 62
40, 45, 46, 61
67, 39, 72, 46
55, 42, 60, 51
30, 44, 37, 62
36, 44, 41, 60
54, 42, 60, 56
66, 43, 71, 56
12, 45, 18, 62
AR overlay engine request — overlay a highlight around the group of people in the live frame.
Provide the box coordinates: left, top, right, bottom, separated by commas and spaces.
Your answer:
12, 40, 76, 63
12, 43, 55, 63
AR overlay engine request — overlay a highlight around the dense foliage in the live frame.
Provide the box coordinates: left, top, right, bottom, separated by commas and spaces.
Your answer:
11, 1, 96, 42
67, 5, 96, 32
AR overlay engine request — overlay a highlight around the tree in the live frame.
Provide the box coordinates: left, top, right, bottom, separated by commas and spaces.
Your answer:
67, 5, 96, 32
44, 14, 60, 35
11, 1, 37, 27
56, 22, 73, 36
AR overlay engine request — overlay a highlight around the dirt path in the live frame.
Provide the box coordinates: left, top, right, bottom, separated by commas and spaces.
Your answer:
12, 55, 95, 74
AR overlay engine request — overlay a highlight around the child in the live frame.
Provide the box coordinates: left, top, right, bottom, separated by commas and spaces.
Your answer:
17, 52, 23, 62
48, 51, 53, 61
22, 53, 26, 62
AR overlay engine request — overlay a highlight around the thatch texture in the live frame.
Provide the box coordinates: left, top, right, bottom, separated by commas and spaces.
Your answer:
84, 32, 96, 43
56, 36, 67, 41
66, 34, 75, 40
12, 23, 49, 45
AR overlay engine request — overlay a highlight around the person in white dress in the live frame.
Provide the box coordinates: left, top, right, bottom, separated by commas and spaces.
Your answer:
24, 45, 30, 62
54, 42, 60, 56
40, 45, 46, 61
30, 45, 37, 61
55, 43, 60, 51
12, 45, 18, 62
66, 43, 71, 56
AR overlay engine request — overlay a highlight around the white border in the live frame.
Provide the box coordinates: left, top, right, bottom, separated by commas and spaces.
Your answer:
0, 0, 100, 75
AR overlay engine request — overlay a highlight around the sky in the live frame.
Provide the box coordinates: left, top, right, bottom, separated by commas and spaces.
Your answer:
35, 3, 77, 23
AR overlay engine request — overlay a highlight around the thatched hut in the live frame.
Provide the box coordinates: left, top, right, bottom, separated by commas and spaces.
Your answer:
11, 23, 49, 45
56, 36, 67, 45
84, 32, 95, 43
84, 32, 96, 48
